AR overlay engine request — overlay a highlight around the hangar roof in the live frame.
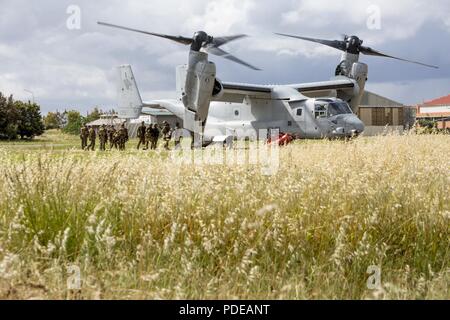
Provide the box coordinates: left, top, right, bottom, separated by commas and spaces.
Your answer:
418, 94, 450, 118
360, 91, 404, 107
86, 118, 123, 126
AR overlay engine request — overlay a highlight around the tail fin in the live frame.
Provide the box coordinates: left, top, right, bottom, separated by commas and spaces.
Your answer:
117, 65, 143, 119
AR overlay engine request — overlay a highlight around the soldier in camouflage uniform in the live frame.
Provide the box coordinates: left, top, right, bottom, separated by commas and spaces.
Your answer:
151, 124, 160, 150
80, 125, 88, 150
108, 125, 117, 150
113, 130, 121, 150
98, 124, 108, 151
161, 121, 172, 150
144, 124, 152, 150
136, 121, 146, 150
173, 122, 182, 150
87, 126, 96, 151
124, 124, 129, 149
118, 123, 129, 150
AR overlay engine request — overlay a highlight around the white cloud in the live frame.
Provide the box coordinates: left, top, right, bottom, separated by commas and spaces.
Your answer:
280, 0, 450, 41
281, 11, 301, 25
184, 0, 256, 34
444, 17, 450, 32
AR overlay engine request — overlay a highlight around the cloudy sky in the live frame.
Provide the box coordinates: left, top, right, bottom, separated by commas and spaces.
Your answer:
0, 0, 449, 114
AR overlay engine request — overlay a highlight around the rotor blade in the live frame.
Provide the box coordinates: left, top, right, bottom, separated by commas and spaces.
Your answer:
360, 46, 439, 69
211, 34, 248, 47
98, 22, 193, 45
205, 46, 261, 71
275, 33, 347, 51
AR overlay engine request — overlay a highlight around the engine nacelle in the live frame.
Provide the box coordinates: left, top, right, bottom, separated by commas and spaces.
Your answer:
348, 62, 368, 112
176, 50, 217, 134
177, 66, 223, 99
183, 51, 216, 122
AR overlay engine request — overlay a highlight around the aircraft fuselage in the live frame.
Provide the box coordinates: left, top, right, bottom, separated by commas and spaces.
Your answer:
202, 87, 364, 140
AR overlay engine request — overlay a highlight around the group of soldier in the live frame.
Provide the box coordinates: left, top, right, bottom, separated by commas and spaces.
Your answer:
80, 123, 129, 151
80, 121, 179, 151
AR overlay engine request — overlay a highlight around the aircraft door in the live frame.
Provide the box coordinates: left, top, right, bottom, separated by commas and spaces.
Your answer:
294, 107, 304, 121
290, 101, 308, 136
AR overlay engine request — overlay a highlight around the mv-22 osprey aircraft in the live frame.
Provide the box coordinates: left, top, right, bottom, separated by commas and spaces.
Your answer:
98, 22, 437, 144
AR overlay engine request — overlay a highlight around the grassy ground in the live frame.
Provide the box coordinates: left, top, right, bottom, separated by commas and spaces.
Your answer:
0, 130, 80, 150
0, 130, 448, 299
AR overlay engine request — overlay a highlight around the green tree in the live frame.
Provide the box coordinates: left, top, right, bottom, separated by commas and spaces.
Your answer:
62, 110, 84, 135
0, 91, 44, 140
0, 93, 19, 140
44, 111, 63, 130
85, 107, 102, 124
16, 101, 45, 139
417, 119, 436, 129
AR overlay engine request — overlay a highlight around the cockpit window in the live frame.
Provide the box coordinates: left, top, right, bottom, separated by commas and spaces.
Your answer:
326, 102, 352, 117
314, 104, 327, 118
314, 101, 352, 118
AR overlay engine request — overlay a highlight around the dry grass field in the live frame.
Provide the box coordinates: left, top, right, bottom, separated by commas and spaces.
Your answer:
0, 131, 448, 299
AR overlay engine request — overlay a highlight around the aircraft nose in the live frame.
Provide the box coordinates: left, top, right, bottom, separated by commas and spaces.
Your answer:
345, 116, 365, 134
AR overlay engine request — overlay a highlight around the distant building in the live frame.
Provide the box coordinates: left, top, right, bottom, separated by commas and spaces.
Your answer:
130, 108, 179, 127
128, 108, 180, 138
416, 94, 450, 130
85, 114, 124, 128
356, 91, 415, 136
